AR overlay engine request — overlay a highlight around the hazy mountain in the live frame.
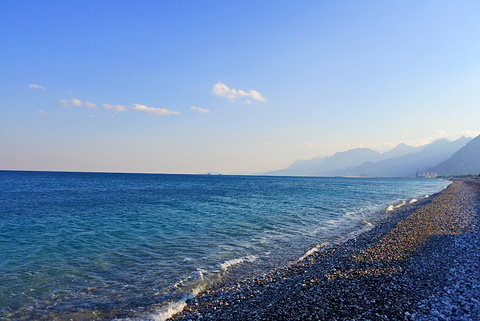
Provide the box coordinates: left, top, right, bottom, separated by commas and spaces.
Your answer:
267, 148, 381, 176
333, 136, 471, 177
267, 156, 327, 176
267, 141, 422, 177
312, 148, 381, 175
267, 137, 472, 177
427, 134, 480, 176
380, 143, 420, 160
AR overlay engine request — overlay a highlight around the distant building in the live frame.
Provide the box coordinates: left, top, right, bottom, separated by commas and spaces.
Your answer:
422, 171, 437, 178
416, 169, 437, 178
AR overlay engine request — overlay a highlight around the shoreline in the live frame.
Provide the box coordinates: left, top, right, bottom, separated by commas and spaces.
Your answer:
169, 179, 480, 320
1, 175, 452, 321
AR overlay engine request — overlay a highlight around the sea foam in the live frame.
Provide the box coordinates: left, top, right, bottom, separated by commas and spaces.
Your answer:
386, 200, 406, 212
336, 221, 375, 244
149, 301, 187, 321
298, 242, 330, 262
219, 255, 257, 272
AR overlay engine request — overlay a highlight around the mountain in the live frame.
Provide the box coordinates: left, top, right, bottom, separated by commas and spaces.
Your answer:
267, 137, 472, 177
267, 156, 327, 176
380, 143, 420, 160
267, 148, 381, 176
333, 136, 471, 177
312, 148, 381, 175
427, 134, 480, 176
267, 143, 418, 177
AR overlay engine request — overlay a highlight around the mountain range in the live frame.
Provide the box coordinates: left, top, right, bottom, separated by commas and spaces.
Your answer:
427, 134, 480, 176
267, 135, 479, 177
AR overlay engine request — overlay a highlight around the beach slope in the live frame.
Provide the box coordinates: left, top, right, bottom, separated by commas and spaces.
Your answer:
171, 179, 480, 320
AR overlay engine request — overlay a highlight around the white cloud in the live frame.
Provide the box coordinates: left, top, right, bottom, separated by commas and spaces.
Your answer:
72, 99, 82, 107
58, 98, 98, 109
29, 84, 45, 90
460, 129, 480, 138
212, 82, 267, 102
305, 142, 320, 148
57, 99, 69, 108
405, 137, 435, 147
132, 103, 180, 116
435, 129, 446, 136
36, 110, 45, 114
85, 101, 97, 108
103, 103, 127, 112
53, 113, 61, 117
191, 106, 210, 113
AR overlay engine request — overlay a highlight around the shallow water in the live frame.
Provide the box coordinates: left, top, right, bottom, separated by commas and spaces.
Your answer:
0, 171, 450, 320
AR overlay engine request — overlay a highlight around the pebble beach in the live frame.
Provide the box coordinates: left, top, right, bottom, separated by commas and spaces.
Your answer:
170, 179, 480, 320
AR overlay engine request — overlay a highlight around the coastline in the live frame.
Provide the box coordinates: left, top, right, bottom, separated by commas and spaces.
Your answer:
0, 175, 452, 321
169, 179, 480, 320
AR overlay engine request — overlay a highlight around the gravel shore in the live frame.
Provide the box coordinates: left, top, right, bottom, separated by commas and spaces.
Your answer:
170, 179, 480, 321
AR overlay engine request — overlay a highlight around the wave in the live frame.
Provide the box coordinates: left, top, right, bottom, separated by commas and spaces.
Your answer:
147, 301, 187, 321
298, 242, 330, 262
219, 255, 257, 272
385, 204, 394, 212
172, 268, 207, 297
114, 300, 187, 321
396, 200, 406, 208
146, 256, 258, 320
149, 255, 258, 319
385, 200, 406, 212
336, 220, 375, 244
299, 219, 376, 263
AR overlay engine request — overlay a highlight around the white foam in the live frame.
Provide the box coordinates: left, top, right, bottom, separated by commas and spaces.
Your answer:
172, 268, 208, 297
386, 200, 406, 212
395, 200, 406, 208
362, 220, 374, 227
336, 221, 375, 244
191, 284, 204, 296
196, 268, 206, 280
219, 255, 257, 271
149, 301, 187, 321
298, 242, 330, 261
409, 198, 418, 204
191, 269, 208, 296
219, 258, 244, 271
114, 300, 188, 321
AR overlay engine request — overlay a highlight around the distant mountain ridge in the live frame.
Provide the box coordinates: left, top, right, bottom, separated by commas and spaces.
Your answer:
427, 135, 480, 176
330, 136, 471, 177
267, 136, 475, 177
268, 148, 380, 176
380, 143, 419, 160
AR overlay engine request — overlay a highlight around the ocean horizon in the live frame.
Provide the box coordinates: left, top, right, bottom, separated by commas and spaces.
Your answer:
0, 171, 450, 320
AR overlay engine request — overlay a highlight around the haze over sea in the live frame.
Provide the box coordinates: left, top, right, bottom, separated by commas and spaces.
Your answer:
0, 171, 451, 320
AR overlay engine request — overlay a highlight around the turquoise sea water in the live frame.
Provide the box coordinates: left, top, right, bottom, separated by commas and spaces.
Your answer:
0, 171, 450, 320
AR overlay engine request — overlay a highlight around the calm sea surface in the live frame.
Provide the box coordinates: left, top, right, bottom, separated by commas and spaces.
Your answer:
0, 171, 450, 320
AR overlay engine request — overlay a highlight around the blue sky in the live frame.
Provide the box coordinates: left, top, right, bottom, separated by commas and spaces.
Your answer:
1, 1, 480, 174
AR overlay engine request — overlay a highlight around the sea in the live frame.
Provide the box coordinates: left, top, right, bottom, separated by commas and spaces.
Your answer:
0, 171, 450, 320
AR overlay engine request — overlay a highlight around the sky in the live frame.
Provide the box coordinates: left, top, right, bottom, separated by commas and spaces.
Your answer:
1, 1, 480, 174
